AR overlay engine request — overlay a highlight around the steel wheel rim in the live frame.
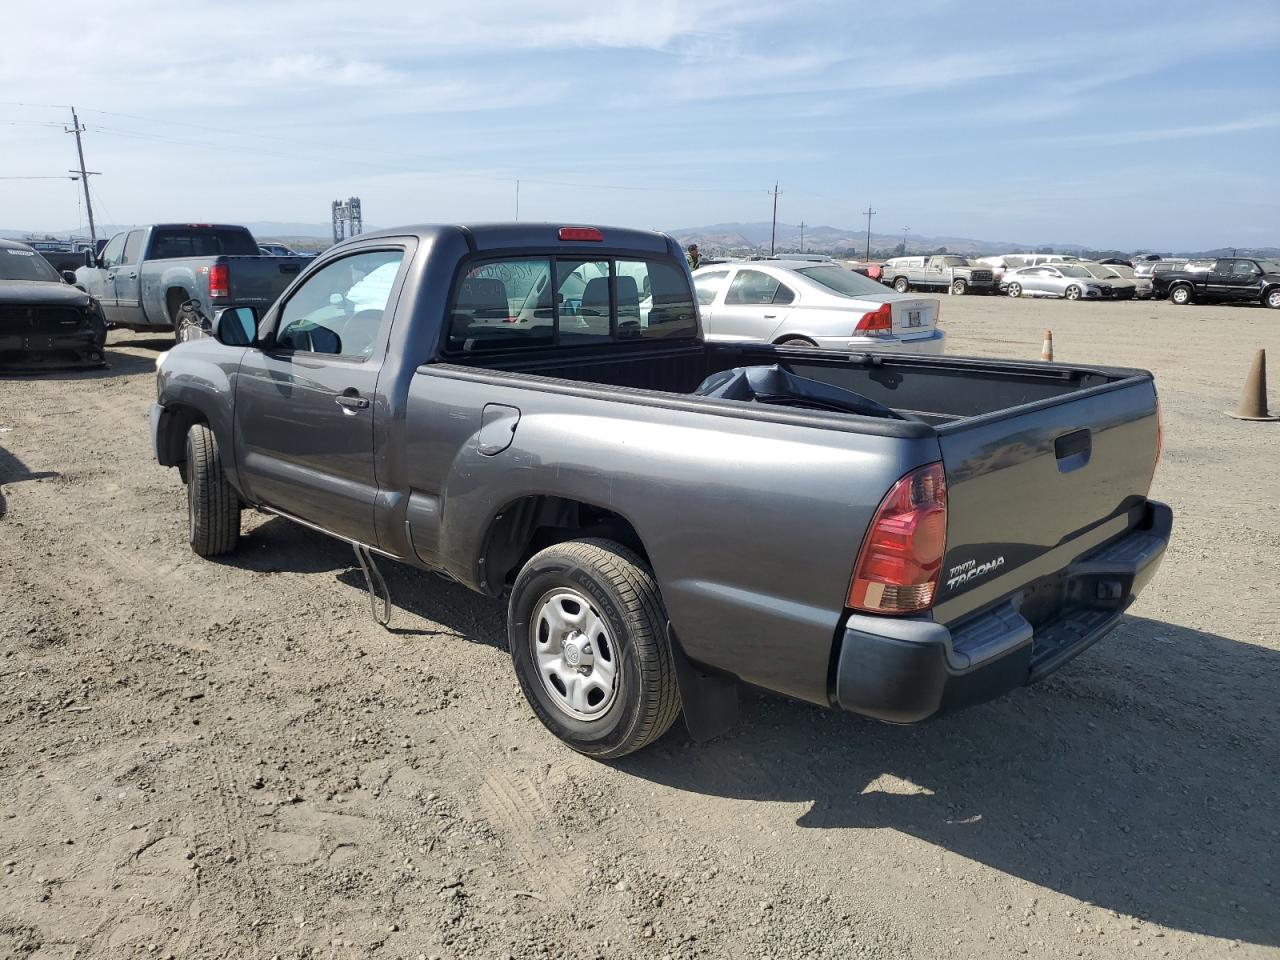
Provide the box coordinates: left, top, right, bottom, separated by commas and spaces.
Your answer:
531, 588, 620, 721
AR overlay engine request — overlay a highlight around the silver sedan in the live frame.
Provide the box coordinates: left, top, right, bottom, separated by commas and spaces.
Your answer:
1003, 264, 1132, 301
693, 261, 944, 353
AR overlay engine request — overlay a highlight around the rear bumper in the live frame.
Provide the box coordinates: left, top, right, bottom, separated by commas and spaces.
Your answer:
811, 329, 945, 355
833, 500, 1172, 723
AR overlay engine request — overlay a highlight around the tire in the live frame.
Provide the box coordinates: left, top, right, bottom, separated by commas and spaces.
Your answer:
950, 279, 967, 296
1169, 284, 1192, 306
1065, 285, 1082, 301
1007, 282, 1023, 298
777, 337, 817, 347
185, 423, 240, 557
508, 538, 681, 759
173, 301, 205, 344
1264, 288, 1280, 309
893, 277, 910, 293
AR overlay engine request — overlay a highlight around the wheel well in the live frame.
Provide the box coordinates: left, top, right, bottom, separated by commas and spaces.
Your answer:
773, 334, 817, 346
156, 404, 207, 468
480, 496, 650, 594
165, 287, 191, 324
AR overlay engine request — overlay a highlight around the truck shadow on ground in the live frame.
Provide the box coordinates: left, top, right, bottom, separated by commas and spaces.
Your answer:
619, 616, 1279, 948
0, 446, 60, 519
215, 518, 1278, 946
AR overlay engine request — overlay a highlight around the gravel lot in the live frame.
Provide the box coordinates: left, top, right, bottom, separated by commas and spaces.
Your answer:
1, 295, 1277, 959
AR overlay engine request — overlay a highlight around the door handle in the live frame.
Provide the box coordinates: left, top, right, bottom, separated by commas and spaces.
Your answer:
127, 272, 137, 279
764, 313, 777, 319
334, 392, 369, 411
106, 272, 116, 280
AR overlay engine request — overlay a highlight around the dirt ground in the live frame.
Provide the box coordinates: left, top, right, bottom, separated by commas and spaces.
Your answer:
1, 294, 1278, 960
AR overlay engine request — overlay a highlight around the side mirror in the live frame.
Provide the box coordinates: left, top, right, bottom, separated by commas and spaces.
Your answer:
83, 249, 96, 268
62, 270, 78, 284
212, 306, 258, 347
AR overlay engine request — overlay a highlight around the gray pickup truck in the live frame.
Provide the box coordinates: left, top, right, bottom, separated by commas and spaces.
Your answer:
150, 223, 1171, 758
75, 224, 305, 341
881, 255, 997, 296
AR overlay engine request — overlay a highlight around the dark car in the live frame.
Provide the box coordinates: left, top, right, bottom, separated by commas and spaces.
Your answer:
1, 239, 107, 369
1153, 257, 1280, 308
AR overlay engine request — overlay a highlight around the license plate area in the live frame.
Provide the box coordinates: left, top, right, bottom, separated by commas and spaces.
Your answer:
906, 309, 922, 328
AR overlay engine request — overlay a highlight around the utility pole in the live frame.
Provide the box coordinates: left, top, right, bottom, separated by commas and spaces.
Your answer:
902, 225, 910, 254
65, 107, 98, 245
862, 204, 876, 261
770, 182, 781, 256
799, 220, 806, 253
515, 180, 520, 221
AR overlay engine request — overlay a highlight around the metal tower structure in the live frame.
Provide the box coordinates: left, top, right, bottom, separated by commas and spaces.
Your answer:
331, 197, 363, 243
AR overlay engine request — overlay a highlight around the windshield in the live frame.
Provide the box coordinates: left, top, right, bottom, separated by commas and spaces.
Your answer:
938, 256, 969, 267
1258, 260, 1280, 274
0, 247, 60, 282
796, 265, 891, 297
1076, 264, 1110, 279
1055, 265, 1092, 279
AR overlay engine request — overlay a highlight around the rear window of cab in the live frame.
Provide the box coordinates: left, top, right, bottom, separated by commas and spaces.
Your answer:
446, 256, 697, 353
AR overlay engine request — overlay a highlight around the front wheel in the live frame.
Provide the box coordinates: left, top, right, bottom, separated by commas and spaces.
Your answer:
185, 423, 240, 557
950, 279, 967, 296
1007, 282, 1023, 298
1264, 288, 1280, 309
508, 538, 681, 759
1169, 285, 1193, 306
893, 277, 910, 293
1065, 285, 1082, 301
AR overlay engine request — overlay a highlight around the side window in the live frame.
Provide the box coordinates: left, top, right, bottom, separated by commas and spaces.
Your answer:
618, 259, 697, 339
275, 249, 404, 359
1233, 260, 1259, 277
557, 259, 612, 344
100, 233, 126, 269
773, 283, 796, 305
121, 230, 145, 266
725, 269, 781, 305
694, 269, 729, 306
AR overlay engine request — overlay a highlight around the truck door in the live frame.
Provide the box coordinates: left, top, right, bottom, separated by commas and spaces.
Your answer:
713, 268, 794, 342
234, 244, 412, 545
113, 230, 146, 325
1225, 259, 1263, 300
82, 232, 124, 322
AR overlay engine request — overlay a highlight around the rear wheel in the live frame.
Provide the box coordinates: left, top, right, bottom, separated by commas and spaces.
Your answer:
1007, 282, 1023, 298
1170, 284, 1193, 306
950, 279, 967, 296
185, 423, 240, 557
173, 302, 205, 343
1065, 285, 1082, 301
777, 336, 817, 348
1264, 288, 1280, 309
893, 277, 910, 293
508, 538, 681, 759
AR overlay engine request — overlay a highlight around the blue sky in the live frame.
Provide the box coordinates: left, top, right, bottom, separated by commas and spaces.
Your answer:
2, 0, 1278, 249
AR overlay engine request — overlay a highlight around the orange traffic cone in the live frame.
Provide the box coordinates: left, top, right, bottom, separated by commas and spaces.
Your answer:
1228, 349, 1278, 421
1041, 329, 1054, 362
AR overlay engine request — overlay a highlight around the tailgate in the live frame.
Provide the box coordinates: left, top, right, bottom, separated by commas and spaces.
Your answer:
931, 376, 1159, 626
889, 297, 937, 335
225, 256, 304, 308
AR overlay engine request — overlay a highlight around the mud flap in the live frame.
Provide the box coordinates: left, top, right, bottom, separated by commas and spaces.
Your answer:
667, 624, 739, 742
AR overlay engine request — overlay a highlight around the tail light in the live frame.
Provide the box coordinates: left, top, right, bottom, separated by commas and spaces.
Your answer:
208, 263, 229, 299
1151, 396, 1164, 486
848, 462, 948, 615
854, 302, 892, 335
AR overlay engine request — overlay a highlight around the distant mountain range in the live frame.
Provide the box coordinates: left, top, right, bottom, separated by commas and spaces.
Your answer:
3, 220, 1275, 260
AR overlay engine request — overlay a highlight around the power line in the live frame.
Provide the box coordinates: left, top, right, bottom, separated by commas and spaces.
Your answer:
0, 175, 81, 180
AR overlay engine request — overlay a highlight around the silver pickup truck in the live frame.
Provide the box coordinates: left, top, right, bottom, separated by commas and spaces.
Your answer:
150, 223, 1171, 758
882, 255, 997, 295
75, 223, 305, 341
